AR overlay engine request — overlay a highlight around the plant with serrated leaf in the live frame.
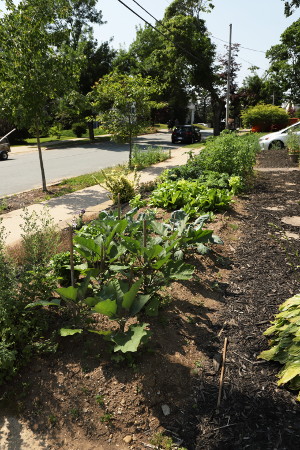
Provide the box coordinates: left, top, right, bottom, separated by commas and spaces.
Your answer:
258, 293, 300, 400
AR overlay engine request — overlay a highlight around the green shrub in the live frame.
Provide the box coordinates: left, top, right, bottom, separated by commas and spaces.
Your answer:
194, 133, 260, 179
96, 169, 139, 204
241, 104, 289, 131
49, 124, 62, 139
71, 122, 87, 138
0, 214, 57, 384
162, 134, 259, 182
20, 208, 60, 269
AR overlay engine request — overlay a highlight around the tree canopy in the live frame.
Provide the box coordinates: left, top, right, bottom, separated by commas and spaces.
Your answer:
266, 18, 300, 104
113, 0, 217, 125
90, 72, 164, 165
0, 0, 85, 190
282, 0, 300, 16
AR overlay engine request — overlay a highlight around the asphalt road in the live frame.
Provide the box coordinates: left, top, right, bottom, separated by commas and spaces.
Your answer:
0, 130, 212, 197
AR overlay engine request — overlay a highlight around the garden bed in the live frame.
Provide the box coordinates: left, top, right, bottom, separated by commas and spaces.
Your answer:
1, 148, 300, 449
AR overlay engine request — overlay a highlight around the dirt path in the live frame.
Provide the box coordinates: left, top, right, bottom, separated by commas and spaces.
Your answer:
1, 148, 300, 450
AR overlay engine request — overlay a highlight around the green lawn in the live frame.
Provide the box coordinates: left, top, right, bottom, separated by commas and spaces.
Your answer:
23, 127, 108, 145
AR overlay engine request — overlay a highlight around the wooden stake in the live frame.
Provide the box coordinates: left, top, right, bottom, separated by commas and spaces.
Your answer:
216, 337, 228, 412
69, 225, 75, 287
143, 220, 147, 248
118, 193, 121, 219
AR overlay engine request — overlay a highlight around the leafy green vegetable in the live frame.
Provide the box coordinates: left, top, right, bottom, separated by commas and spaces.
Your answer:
258, 293, 300, 399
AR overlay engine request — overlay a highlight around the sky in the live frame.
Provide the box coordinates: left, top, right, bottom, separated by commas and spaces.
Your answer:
96, 0, 300, 85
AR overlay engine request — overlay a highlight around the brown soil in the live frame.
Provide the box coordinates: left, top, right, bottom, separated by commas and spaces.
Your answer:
1, 148, 300, 449
0, 185, 73, 214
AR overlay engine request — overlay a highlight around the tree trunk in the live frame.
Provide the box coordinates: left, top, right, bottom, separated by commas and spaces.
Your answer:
35, 122, 47, 192
212, 96, 225, 136
88, 121, 95, 141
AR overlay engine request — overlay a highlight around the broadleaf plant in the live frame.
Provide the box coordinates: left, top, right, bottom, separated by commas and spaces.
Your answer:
258, 293, 300, 400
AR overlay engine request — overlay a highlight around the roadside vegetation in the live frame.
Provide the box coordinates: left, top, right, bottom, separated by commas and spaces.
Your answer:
0, 131, 259, 383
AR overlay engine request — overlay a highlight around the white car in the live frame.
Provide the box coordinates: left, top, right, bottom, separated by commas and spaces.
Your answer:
259, 122, 300, 150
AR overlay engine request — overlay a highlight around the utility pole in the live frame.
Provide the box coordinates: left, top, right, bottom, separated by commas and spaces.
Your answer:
226, 24, 232, 130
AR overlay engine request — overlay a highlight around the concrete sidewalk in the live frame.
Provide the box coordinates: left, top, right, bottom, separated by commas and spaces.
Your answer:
2, 146, 199, 247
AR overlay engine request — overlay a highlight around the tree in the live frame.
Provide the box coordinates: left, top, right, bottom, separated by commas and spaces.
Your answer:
56, 39, 116, 140
282, 0, 300, 16
266, 19, 300, 104
114, 0, 218, 128
66, 0, 104, 48
0, 0, 84, 191
90, 72, 164, 166
239, 73, 284, 108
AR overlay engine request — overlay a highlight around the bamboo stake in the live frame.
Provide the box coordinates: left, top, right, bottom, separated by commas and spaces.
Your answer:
118, 193, 121, 219
69, 225, 75, 287
216, 337, 228, 412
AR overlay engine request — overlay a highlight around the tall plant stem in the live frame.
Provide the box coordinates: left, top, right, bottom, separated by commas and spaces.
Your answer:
69, 226, 75, 287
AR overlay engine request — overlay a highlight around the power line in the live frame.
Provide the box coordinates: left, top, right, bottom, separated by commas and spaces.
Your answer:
116, 0, 207, 66
210, 34, 266, 54
131, 0, 162, 22
117, 0, 264, 81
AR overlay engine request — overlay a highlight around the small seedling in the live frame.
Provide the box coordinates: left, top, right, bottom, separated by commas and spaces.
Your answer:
70, 408, 80, 419
80, 387, 90, 395
95, 394, 105, 406
194, 360, 203, 368
186, 315, 196, 324
48, 414, 57, 425
100, 413, 113, 423
150, 432, 173, 449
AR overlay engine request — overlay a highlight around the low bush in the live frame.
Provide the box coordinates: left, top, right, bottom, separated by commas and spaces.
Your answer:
0, 211, 61, 383
194, 132, 260, 179
72, 122, 87, 138
241, 104, 289, 132
96, 169, 139, 204
162, 133, 259, 182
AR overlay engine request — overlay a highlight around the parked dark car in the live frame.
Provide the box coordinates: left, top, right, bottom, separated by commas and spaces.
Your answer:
0, 137, 11, 160
171, 125, 201, 144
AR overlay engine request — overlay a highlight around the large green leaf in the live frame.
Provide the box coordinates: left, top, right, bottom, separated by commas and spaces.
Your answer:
151, 221, 169, 236
84, 296, 100, 307
122, 278, 143, 310
93, 299, 117, 318
105, 220, 128, 247
280, 294, 300, 311
130, 294, 151, 315
26, 299, 61, 309
56, 286, 78, 302
258, 345, 280, 361
112, 323, 152, 353
143, 244, 164, 260
163, 261, 194, 280
278, 360, 300, 385
60, 328, 83, 336
74, 235, 102, 258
